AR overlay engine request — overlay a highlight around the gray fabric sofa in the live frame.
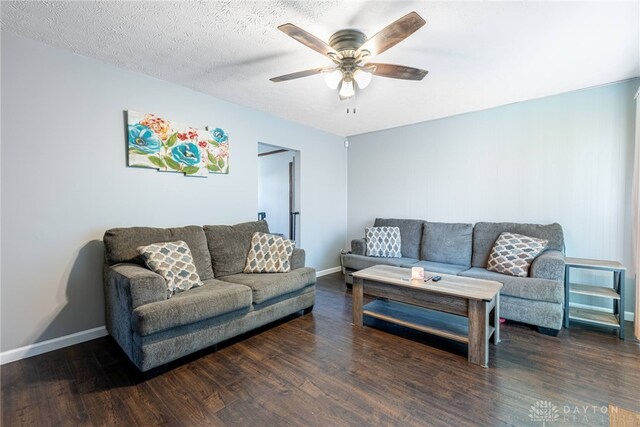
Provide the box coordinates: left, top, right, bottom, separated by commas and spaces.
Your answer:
343, 218, 565, 335
103, 220, 315, 372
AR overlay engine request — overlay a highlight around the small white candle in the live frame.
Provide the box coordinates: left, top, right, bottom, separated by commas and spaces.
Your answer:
411, 267, 424, 280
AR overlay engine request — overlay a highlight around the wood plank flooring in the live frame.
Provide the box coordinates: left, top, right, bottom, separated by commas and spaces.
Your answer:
2, 272, 639, 426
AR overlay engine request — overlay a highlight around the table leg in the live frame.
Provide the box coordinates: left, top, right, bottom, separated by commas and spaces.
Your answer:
619, 270, 625, 340
352, 277, 363, 327
492, 293, 500, 344
564, 266, 570, 328
468, 300, 489, 367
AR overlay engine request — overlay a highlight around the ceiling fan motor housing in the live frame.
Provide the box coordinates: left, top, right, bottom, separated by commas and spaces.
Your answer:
328, 29, 368, 59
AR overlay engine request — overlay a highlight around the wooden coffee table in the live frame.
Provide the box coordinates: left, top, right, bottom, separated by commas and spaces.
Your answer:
352, 265, 503, 367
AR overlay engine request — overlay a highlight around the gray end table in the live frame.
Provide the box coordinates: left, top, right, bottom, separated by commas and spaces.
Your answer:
564, 257, 626, 339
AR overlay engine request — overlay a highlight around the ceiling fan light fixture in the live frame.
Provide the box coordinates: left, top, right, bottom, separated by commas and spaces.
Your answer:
339, 79, 355, 98
353, 69, 372, 89
324, 69, 343, 90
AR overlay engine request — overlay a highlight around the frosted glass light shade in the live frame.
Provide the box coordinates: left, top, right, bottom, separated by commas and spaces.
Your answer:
339, 80, 355, 98
324, 69, 343, 90
353, 69, 372, 89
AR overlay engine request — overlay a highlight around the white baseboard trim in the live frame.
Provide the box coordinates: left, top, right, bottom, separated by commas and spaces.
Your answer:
316, 266, 342, 277
0, 326, 108, 365
569, 302, 635, 322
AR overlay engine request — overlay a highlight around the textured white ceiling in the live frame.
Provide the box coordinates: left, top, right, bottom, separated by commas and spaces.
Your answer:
2, 1, 639, 136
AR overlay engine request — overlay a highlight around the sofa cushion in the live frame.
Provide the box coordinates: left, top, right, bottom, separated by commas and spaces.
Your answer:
221, 267, 316, 304
486, 232, 548, 277
137, 240, 203, 298
342, 253, 419, 271
365, 226, 401, 258
421, 222, 473, 267
458, 267, 563, 304
104, 225, 215, 280
400, 260, 469, 276
204, 220, 269, 278
472, 222, 564, 268
373, 218, 424, 259
244, 232, 295, 273
132, 279, 252, 336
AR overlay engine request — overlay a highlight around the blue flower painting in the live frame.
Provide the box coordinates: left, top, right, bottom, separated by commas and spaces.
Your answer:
126, 111, 229, 176
128, 124, 162, 154
171, 143, 201, 166
211, 128, 228, 143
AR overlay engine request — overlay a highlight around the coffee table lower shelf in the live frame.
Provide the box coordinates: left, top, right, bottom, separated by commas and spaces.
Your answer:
363, 299, 496, 345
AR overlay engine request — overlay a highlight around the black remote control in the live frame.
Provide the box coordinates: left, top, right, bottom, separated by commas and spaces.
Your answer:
432, 276, 442, 282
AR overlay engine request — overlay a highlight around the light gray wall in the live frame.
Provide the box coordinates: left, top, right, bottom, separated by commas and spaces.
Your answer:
0, 33, 347, 352
347, 79, 638, 314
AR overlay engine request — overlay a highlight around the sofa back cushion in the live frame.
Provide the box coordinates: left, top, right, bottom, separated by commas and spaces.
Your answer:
373, 218, 424, 259
472, 222, 564, 268
103, 226, 214, 280
204, 220, 270, 278
421, 222, 473, 267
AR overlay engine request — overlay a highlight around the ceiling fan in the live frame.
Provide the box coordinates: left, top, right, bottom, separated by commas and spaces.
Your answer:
270, 11, 428, 101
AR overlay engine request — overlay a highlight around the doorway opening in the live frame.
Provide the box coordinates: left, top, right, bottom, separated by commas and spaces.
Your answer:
257, 142, 301, 244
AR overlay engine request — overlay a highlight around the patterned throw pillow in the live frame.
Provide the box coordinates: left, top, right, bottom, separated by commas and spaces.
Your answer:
365, 226, 401, 258
244, 232, 295, 273
486, 232, 548, 277
137, 240, 203, 298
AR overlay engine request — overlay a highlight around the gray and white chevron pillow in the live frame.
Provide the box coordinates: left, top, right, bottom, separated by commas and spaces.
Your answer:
137, 240, 203, 298
365, 226, 401, 258
486, 232, 548, 277
244, 232, 295, 273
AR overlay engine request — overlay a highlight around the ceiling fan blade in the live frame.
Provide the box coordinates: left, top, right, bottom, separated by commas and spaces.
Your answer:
278, 23, 339, 59
356, 12, 426, 58
270, 67, 330, 82
367, 63, 428, 80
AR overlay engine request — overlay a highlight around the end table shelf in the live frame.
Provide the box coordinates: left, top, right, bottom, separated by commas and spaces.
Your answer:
564, 257, 626, 339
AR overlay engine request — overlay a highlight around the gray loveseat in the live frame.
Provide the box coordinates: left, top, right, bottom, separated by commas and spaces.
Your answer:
103, 220, 316, 372
343, 219, 565, 335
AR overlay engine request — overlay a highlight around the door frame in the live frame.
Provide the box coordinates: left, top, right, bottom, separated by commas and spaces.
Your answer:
257, 142, 301, 244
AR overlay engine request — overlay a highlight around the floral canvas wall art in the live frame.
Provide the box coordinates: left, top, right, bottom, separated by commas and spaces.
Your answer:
127, 111, 229, 176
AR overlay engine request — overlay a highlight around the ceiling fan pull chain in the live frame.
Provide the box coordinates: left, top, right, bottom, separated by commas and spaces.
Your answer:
345, 93, 358, 115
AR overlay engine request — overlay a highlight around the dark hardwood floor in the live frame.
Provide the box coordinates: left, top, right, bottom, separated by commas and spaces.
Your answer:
2, 273, 639, 426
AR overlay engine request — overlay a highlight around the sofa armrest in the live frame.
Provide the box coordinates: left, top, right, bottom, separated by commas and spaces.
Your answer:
530, 250, 565, 281
291, 248, 306, 270
351, 238, 366, 256
107, 263, 167, 309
